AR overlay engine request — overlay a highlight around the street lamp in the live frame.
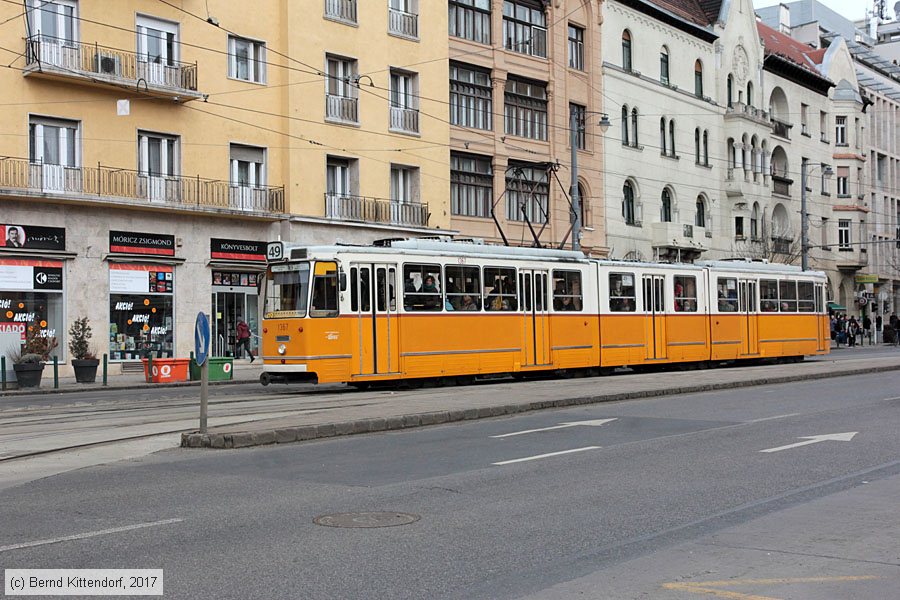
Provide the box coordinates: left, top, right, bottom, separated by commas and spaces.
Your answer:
800, 162, 833, 270
570, 111, 611, 252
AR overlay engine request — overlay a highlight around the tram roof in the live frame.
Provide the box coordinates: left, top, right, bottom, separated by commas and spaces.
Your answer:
282, 239, 588, 262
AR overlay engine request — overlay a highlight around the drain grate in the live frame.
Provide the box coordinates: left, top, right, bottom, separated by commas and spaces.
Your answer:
313, 511, 420, 528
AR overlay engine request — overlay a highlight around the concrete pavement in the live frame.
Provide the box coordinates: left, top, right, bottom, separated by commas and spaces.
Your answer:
180, 353, 900, 450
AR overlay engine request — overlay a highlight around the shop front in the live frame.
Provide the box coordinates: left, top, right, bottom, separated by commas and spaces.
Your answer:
209, 238, 265, 358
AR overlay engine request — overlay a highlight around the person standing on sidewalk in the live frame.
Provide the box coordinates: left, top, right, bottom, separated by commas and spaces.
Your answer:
847, 316, 859, 347
235, 319, 254, 363
863, 314, 872, 346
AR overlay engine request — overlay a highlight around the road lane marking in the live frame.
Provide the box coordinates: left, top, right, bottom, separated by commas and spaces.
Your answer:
747, 413, 800, 423
491, 419, 617, 438
760, 432, 858, 453
0, 518, 184, 553
663, 576, 880, 599
492, 446, 600, 465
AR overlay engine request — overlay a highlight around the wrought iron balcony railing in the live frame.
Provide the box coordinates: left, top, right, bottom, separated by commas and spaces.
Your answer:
389, 7, 418, 38
0, 157, 284, 213
325, 193, 428, 227
24, 34, 200, 100
325, 0, 357, 23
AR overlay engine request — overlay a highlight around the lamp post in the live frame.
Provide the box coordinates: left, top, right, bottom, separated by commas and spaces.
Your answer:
800, 161, 833, 271
570, 110, 611, 252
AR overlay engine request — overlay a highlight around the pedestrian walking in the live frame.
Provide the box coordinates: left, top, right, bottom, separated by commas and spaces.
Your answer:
847, 316, 859, 347
876, 314, 883, 344
235, 319, 254, 362
863, 314, 872, 346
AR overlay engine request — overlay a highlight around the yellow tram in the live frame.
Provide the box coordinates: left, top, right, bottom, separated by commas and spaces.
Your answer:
259, 239, 830, 386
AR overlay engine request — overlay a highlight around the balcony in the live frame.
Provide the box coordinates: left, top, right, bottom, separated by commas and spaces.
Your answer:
325, 193, 428, 228
725, 168, 745, 197
836, 246, 868, 270
326, 94, 359, 124
389, 7, 418, 38
772, 174, 792, 197
0, 157, 284, 214
650, 222, 707, 262
724, 101, 770, 126
325, 0, 357, 24
771, 118, 792, 140
24, 35, 201, 102
390, 106, 419, 134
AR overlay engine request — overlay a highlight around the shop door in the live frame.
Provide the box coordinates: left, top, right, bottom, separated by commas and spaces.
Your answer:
350, 264, 399, 375
642, 275, 667, 360
740, 280, 760, 356
519, 269, 551, 366
213, 292, 245, 357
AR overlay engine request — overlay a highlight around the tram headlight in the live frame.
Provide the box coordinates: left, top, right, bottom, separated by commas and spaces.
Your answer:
278, 343, 287, 355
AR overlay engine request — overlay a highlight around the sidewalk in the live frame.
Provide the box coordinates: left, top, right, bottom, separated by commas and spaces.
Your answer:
181, 354, 900, 450
0, 360, 262, 396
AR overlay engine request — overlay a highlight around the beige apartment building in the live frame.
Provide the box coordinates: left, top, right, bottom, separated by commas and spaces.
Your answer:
0, 0, 450, 377
448, 0, 607, 255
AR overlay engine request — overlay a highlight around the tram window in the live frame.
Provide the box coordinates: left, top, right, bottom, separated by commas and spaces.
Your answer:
717, 278, 738, 312
403, 264, 442, 311
760, 279, 778, 312
673, 275, 697, 312
609, 273, 636, 312
797, 281, 815, 312
552, 270, 582, 311
779, 280, 798, 312
310, 262, 339, 317
445, 265, 481, 311
360, 268, 371, 312
350, 267, 358, 312
376, 268, 387, 312
535, 274, 546, 311
484, 267, 517, 311
266, 263, 309, 317
389, 267, 397, 311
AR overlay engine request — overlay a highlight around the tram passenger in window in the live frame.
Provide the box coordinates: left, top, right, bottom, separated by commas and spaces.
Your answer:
422, 275, 440, 309
674, 282, 684, 311
460, 294, 478, 311
718, 290, 733, 312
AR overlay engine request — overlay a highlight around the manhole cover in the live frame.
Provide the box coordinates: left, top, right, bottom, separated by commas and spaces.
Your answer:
313, 511, 420, 528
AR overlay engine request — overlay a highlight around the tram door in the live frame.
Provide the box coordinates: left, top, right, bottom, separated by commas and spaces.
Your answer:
519, 269, 551, 366
350, 264, 399, 376
815, 284, 828, 351
642, 275, 667, 360
739, 280, 759, 356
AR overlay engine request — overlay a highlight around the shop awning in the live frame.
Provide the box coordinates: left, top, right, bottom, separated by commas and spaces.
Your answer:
827, 302, 847, 311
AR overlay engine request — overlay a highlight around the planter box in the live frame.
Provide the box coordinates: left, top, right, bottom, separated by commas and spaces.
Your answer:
71, 358, 100, 383
189, 357, 234, 381
13, 362, 44, 388
141, 358, 190, 383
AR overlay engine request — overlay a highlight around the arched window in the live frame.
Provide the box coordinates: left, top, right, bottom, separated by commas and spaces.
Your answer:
661, 188, 672, 222
694, 128, 701, 163
750, 135, 759, 174
694, 60, 703, 97
727, 74, 734, 108
631, 108, 639, 145
621, 105, 629, 144
669, 120, 676, 156
751, 202, 760, 239
741, 134, 749, 170
746, 81, 753, 107
660, 118, 667, 155
577, 182, 588, 225
623, 180, 636, 225
703, 130, 709, 165
660, 46, 670, 84
727, 137, 735, 169
695, 196, 706, 227
622, 30, 632, 71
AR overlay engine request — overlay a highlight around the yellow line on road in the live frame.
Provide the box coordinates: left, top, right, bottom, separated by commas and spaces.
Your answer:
662, 576, 880, 600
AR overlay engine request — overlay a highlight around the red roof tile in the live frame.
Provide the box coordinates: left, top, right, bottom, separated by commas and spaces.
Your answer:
645, 0, 712, 27
757, 21, 824, 76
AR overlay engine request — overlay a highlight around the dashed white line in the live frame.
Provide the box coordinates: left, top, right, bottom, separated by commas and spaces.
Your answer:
492, 446, 601, 466
0, 518, 184, 553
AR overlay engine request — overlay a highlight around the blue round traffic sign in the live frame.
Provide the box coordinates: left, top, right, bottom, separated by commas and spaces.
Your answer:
194, 312, 210, 366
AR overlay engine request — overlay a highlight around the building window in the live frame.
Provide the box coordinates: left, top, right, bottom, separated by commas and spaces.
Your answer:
695, 196, 705, 227
29, 0, 77, 47
450, 63, 492, 130
326, 157, 354, 198
325, 54, 358, 123
390, 69, 419, 134
735, 216, 744, 238
503, 0, 547, 58
137, 131, 178, 201
746, 81, 753, 107
621, 105, 629, 145
449, 0, 491, 45
727, 74, 733, 108
838, 219, 851, 250
388, 0, 418, 38
631, 108, 639, 146
660, 46, 669, 85
622, 30, 633, 71
506, 162, 548, 223
837, 166, 849, 196
109, 265, 174, 361
750, 202, 760, 240
694, 128, 701, 163
451, 152, 492, 217
504, 77, 547, 141
801, 103, 809, 135
390, 165, 419, 204
623, 181, 636, 225
660, 118, 667, 156
570, 103, 586, 150
703, 130, 709, 165
835, 116, 847, 145
694, 60, 703, 97
29, 115, 79, 193
228, 36, 265, 83
568, 24, 584, 70
324, 0, 357, 24
230, 145, 265, 187
661, 189, 673, 222
136, 15, 178, 80
820, 111, 828, 142
669, 120, 676, 156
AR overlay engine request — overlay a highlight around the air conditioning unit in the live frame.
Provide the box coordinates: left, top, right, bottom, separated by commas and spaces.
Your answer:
95, 52, 121, 76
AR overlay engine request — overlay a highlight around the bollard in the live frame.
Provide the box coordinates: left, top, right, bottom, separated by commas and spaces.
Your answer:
147, 354, 153, 383
1, 356, 5, 391
53, 355, 59, 389
102, 354, 108, 386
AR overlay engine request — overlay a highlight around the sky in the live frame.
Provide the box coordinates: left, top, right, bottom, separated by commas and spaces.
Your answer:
753, 0, 876, 22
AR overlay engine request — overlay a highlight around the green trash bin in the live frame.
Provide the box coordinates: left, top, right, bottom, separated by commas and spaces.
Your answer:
189, 357, 234, 381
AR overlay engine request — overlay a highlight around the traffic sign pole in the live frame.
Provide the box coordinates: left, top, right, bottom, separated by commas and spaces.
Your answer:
194, 312, 211, 434
200, 360, 208, 433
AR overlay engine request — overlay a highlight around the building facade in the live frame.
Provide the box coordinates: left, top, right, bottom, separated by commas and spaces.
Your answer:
0, 0, 450, 376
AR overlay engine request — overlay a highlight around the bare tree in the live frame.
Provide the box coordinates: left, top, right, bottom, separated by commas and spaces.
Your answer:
732, 222, 801, 265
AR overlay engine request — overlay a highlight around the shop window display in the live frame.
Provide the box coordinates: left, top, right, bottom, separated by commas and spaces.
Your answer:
108, 265, 174, 360
0, 291, 63, 359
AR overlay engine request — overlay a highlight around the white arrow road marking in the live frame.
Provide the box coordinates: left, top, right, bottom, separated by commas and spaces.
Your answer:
0, 519, 184, 553
491, 418, 617, 438
760, 432, 858, 453
492, 446, 601, 466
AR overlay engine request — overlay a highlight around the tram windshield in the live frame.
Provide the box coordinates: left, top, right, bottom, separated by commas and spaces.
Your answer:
265, 262, 310, 318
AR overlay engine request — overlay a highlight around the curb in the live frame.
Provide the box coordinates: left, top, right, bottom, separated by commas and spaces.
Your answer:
180, 362, 900, 450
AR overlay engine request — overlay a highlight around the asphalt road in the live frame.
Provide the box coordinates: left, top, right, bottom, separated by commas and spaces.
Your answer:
1, 372, 898, 599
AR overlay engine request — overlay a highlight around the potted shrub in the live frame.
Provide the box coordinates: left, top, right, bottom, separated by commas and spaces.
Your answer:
12, 326, 57, 388
69, 316, 99, 383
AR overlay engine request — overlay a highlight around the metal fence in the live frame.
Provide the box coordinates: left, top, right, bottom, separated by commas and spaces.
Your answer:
326, 94, 359, 123
389, 7, 418, 38
389, 106, 419, 133
325, 193, 428, 227
325, 0, 357, 22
